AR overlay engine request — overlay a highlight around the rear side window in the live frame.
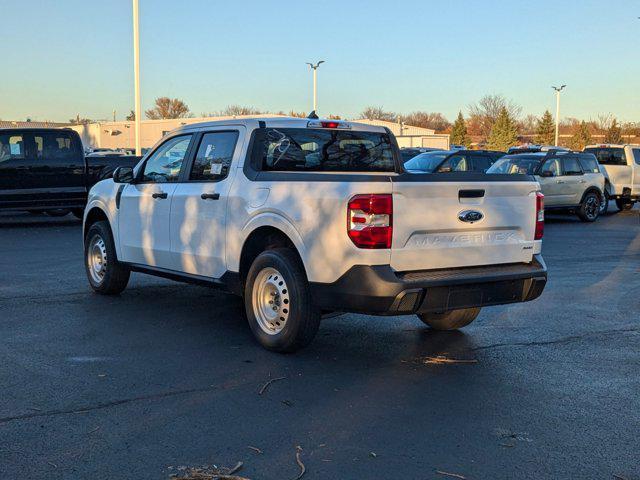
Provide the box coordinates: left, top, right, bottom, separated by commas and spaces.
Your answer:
190, 131, 238, 181
253, 128, 395, 172
577, 154, 600, 173
562, 157, 583, 175
633, 149, 640, 165
585, 148, 627, 166
34, 132, 77, 160
0, 134, 26, 161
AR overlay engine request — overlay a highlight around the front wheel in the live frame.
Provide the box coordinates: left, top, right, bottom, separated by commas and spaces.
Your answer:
577, 191, 600, 222
84, 221, 130, 294
244, 248, 321, 353
417, 307, 481, 330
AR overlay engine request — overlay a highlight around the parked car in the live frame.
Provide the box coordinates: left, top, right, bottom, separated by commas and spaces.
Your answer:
0, 128, 140, 218
487, 150, 605, 221
583, 144, 640, 211
400, 147, 443, 162
404, 149, 504, 173
83, 117, 547, 352
507, 145, 570, 154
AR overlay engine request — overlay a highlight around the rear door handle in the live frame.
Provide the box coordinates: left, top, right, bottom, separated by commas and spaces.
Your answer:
201, 193, 220, 200
151, 192, 168, 199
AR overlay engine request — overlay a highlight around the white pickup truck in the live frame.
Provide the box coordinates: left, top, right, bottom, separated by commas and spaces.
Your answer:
584, 144, 640, 211
83, 117, 547, 352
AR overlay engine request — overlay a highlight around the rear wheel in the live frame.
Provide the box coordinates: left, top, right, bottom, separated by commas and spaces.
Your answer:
577, 191, 600, 222
244, 248, 321, 353
417, 307, 481, 330
616, 199, 634, 211
84, 221, 130, 294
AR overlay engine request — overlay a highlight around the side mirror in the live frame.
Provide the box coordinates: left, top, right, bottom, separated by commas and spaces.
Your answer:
113, 166, 134, 183
540, 170, 554, 178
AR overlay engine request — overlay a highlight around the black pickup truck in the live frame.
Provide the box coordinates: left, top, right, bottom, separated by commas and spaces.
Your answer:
0, 128, 140, 218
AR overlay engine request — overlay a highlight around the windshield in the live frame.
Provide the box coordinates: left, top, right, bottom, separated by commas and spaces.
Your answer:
403, 151, 450, 172
486, 155, 541, 175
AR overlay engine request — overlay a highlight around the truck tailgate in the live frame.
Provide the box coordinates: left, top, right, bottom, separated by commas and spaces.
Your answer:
391, 174, 539, 272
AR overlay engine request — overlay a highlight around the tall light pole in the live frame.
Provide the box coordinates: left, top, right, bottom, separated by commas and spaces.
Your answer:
306, 61, 324, 113
132, 0, 142, 155
552, 85, 566, 146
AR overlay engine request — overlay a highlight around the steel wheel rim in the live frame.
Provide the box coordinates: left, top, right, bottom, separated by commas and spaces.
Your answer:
585, 195, 599, 219
87, 234, 107, 284
252, 267, 290, 335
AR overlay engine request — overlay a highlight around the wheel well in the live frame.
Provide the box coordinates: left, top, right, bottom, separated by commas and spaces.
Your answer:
239, 226, 303, 287
84, 207, 109, 238
580, 187, 603, 205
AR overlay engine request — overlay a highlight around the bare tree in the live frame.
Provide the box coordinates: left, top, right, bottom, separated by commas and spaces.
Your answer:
145, 97, 191, 120
359, 106, 397, 122
519, 114, 538, 136
401, 111, 451, 132
68, 115, 92, 125
468, 94, 522, 140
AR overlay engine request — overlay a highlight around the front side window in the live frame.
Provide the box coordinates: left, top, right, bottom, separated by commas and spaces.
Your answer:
437, 154, 468, 172
0, 134, 26, 162
562, 157, 583, 175
404, 151, 449, 172
486, 155, 540, 175
253, 128, 395, 172
142, 135, 192, 183
540, 158, 561, 177
34, 132, 76, 160
190, 131, 239, 181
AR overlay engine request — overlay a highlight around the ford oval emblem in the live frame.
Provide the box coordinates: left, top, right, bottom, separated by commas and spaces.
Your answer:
458, 210, 484, 223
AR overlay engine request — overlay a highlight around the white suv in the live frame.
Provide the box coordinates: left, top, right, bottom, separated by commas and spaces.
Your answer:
83, 117, 547, 352
584, 144, 640, 211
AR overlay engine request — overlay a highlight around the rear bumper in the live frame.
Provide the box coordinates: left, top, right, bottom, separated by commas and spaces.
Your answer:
310, 255, 547, 315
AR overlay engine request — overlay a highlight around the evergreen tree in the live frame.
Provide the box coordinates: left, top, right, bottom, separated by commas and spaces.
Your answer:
487, 107, 519, 151
535, 110, 555, 145
569, 121, 592, 150
450, 111, 469, 146
604, 118, 622, 144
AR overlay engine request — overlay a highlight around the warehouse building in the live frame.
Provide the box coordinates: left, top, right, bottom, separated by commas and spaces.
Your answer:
70, 116, 449, 151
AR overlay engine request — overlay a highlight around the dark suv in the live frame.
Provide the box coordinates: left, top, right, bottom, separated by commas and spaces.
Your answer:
404, 149, 504, 173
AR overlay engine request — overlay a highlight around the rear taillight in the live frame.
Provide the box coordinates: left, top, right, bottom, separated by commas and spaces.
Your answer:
347, 194, 392, 249
535, 191, 544, 240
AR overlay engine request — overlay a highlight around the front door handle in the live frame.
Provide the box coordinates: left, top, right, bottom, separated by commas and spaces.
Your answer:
201, 192, 220, 200
151, 192, 168, 199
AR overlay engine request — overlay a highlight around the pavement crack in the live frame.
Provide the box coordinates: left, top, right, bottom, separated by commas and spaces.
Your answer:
0, 380, 244, 426
469, 327, 639, 352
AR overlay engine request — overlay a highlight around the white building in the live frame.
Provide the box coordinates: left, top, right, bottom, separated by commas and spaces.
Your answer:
70, 115, 450, 151
353, 119, 450, 149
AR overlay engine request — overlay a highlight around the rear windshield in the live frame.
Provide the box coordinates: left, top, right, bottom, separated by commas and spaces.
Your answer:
404, 151, 450, 172
253, 128, 396, 172
583, 147, 627, 166
486, 155, 541, 175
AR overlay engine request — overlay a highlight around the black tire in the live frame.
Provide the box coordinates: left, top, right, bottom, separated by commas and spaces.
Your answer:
71, 208, 84, 220
577, 191, 600, 222
244, 248, 321, 353
616, 199, 634, 211
417, 307, 481, 331
45, 209, 70, 217
84, 221, 130, 295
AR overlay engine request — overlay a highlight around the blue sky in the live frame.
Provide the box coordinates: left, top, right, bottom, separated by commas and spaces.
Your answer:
1, 0, 638, 123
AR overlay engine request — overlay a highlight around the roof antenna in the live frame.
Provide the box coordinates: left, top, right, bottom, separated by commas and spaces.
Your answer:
308, 110, 319, 119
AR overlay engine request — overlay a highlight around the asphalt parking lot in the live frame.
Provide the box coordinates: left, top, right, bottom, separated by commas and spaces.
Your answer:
0, 207, 638, 480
